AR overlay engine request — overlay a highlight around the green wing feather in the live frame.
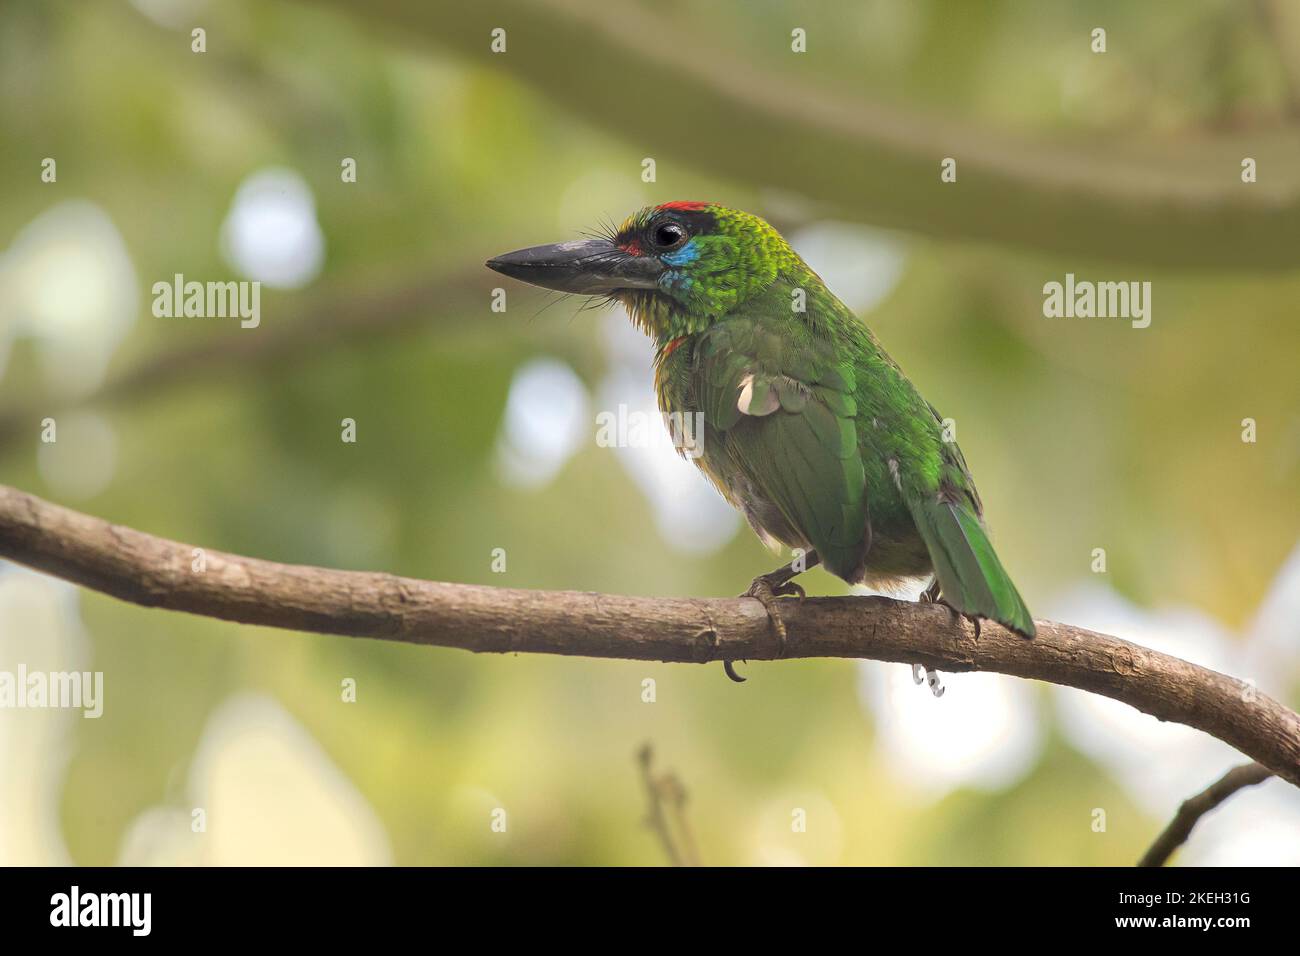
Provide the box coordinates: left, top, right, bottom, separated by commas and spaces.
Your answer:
696, 316, 869, 580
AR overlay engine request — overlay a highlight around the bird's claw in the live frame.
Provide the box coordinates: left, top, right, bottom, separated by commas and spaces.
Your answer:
911, 663, 946, 698
724, 573, 806, 681
723, 555, 819, 683
777, 579, 806, 602
920, 579, 941, 604
742, 573, 806, 653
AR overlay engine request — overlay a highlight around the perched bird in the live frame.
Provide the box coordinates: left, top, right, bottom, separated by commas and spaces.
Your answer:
487, 202, 1035, 679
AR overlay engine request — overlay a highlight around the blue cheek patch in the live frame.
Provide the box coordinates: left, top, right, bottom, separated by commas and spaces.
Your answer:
657, 240, 700, 295
659, 270, 694, 292
661, 240, 700, 267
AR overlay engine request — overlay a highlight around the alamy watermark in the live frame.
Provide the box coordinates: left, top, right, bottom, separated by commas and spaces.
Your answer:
1042, 273, 1151, 328
50, 886, 150, 936
152, 273, 260, 328
0, 666, 103, 718
595, 405, 705, 459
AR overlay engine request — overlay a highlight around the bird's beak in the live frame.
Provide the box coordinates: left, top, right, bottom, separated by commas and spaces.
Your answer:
485, 239, 664, 294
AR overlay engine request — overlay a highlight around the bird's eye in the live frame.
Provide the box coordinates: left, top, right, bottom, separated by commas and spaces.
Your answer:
652, 222, 687, 249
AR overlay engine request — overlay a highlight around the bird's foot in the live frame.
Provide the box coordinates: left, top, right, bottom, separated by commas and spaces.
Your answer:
920, 578, 941, 604
911, 663, 946, 698
724, 553, 818, 683
724, 569, 807, 681
743, 571, 806, 653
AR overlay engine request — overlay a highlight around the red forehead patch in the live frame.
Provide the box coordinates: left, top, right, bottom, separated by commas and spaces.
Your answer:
656, 201, 711, 212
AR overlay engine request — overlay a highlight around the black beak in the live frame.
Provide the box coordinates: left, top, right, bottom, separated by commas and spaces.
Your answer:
485, 239, 664, 294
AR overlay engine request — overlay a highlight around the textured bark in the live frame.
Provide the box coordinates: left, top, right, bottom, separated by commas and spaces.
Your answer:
1, 484, 1298, 789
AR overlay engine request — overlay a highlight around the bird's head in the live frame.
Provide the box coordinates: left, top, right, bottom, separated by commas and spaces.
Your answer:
487, 202, 800, 341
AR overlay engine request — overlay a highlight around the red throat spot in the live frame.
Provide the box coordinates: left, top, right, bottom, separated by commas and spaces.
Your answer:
661, 335, 687, 359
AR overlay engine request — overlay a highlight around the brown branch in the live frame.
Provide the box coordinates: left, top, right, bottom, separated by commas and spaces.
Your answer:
308, 0, 1300, 271
1138, 762, 1274, 867
0, 264, 484, 457
2, 483, 1299, 789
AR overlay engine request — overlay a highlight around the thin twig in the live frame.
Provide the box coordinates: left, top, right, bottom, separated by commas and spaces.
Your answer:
1138, 762, 1274, 867
665, 777, 700, 868
637, 744, 688, 866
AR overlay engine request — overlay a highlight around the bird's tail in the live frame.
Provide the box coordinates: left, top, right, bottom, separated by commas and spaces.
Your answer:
910, 497, 1036, 638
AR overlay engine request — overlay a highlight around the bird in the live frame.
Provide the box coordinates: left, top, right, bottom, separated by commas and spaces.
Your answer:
487, 201, 1035, 680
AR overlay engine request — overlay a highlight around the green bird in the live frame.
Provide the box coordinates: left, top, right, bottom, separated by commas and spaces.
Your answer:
488, 202, 1035, 678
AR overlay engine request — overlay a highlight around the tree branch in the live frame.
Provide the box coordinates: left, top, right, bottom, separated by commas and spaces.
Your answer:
309, 0, 1300, 271
0, 264, 483, 456
2, 483, 1298, 789
1138, 762, 1274, 867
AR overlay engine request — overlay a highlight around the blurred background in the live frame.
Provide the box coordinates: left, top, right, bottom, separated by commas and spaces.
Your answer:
1, 0, 1298, 865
